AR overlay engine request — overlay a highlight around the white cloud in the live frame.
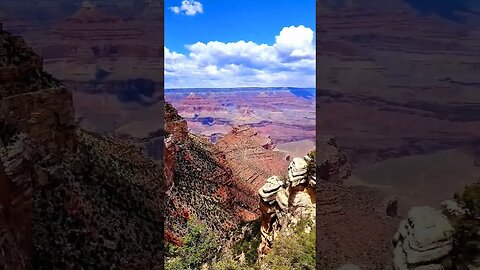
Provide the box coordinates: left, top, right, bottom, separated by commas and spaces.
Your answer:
170, 0, 203, 16
274, 25, 315, 60
165, 25, 315, 88
170, 6, 180, 14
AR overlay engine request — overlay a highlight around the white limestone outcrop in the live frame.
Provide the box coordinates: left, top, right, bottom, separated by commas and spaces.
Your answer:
393, 206, 454, 270
257, 155, 316, 259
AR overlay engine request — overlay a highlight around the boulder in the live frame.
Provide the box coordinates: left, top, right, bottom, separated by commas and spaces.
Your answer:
259, 176, 284, 202
288, 157, 308, 187
393, 206, 454, 270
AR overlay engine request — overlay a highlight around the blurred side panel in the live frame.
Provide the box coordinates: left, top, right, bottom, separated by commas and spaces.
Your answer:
0, 0, 165, 269
317, 0, 480, 269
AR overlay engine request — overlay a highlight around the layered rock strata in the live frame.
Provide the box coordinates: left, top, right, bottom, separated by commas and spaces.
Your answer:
216, 126, 288, 190
316, 136, 398, 269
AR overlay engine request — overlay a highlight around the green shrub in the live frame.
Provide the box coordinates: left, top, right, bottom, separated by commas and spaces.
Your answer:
231, 219, 261, 266
452, 183, 480, 267
261, 220, 316, 270
462, 183, 480, 215
210, 252, 257, 270
165, 219, 218, 270
306, 149, 316, 177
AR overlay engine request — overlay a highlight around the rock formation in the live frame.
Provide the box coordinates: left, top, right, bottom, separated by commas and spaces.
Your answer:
257, 154, 316, 259
318, 135, 352, 183
393, 207, 455, 270
392, 191, 480, 270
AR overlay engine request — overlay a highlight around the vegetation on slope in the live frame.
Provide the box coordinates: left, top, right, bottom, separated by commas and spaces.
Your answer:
32, 130, 165, 269
261, 219, 316, 270
307, 149, 316, 177
166, 217, 315, 270
231, 219, 262, 266
165, 219, 218, 270
452, 182, 480, 267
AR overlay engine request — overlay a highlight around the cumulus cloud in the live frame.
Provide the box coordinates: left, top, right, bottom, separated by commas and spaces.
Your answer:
165, 25, 315, 88
170, 0, 203, 16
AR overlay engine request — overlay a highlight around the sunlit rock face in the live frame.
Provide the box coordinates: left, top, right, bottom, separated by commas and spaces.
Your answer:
257, 155, 316, 259
216, 126, 288, 190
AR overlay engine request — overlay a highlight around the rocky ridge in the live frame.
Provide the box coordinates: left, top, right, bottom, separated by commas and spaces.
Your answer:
164, 102, 260, 246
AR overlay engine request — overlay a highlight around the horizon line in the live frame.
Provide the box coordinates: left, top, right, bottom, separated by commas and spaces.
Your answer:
165, 86, 316, 90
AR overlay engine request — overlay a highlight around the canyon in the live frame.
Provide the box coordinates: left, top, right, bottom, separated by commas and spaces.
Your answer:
0, 26, 165, 269
165, 88, 316, 158
0, 1, 165, 162
316, 0, 480, 269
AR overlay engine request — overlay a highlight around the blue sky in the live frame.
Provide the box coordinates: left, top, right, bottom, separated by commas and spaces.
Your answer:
164, 0, 315, 88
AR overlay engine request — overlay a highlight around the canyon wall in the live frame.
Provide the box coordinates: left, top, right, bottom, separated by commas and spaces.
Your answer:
0, 27, 166, 269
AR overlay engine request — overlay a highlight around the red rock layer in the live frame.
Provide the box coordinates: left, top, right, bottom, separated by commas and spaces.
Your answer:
216, 126, 289, 190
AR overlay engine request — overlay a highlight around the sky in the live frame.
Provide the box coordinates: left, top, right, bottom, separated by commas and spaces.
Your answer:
164, 0, 316, 89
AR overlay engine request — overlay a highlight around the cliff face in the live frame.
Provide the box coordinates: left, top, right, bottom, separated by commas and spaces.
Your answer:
216, 126, 289, 190
0, 28, 165, 269
0, 28, 77, 268
164, 102, 187, 194
164, 102, 260, 245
